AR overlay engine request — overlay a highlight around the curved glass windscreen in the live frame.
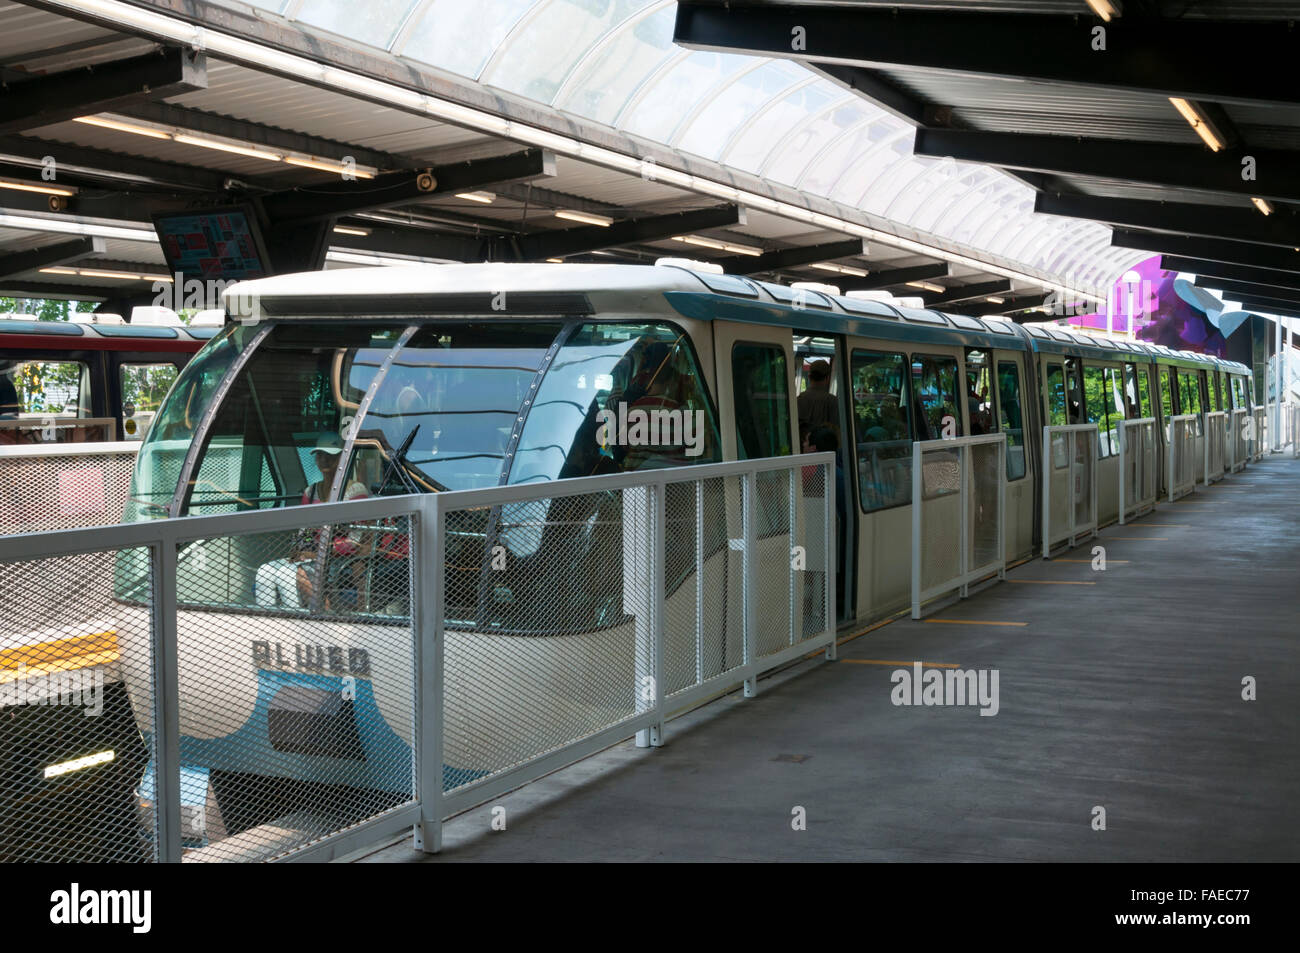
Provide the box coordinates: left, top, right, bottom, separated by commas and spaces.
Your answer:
122, 323, 254, 521
508, 321, 721, 485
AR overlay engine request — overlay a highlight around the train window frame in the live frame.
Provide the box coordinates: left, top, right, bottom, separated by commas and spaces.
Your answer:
1045, 362, 1068, 428
996, 359, 1027, 482
963, 348, 998, 437
850, 347, 915, 514
910, 352, 962, 441
118, 361, 181, 442
730, 341, 793, 460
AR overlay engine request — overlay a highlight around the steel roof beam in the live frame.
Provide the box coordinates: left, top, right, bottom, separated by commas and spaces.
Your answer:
1036, 193, 1300, 250
518, 205, 741, 261
0, 48, 207, 135
0, 237, 104, 280
1160, 256, 1300, 294
262, 149, 555, 223
716, 238, 865, 276
330, 225, 480, 262
1226, 296, 1300, 320
917, 129, 1300, 205
1194, 275, 1300, 307
967, 294, 1049, 318
0, 135, 235, 194
672, 2, 1300, 107
925, 279, 1012, 307
835, 263, 949, 292
1114, 229, 1300, 271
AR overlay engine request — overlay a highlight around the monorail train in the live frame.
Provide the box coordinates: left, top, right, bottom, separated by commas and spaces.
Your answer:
0, 309, 219, 444
35, 261, 1260, 850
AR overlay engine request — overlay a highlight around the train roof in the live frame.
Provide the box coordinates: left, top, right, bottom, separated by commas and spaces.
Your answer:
0, 313, 219, 344
223, 262, 1247, 374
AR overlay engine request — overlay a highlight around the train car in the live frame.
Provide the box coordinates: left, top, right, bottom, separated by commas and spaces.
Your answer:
0, 310, 219, 445
98, 261, 1248, 844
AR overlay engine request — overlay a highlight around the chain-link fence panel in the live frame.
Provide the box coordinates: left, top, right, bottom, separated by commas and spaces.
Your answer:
124, 518, 417, 862
0, 445, 139, 535
969, 440, 1002, 573
441, 489, 643, 794
0, 546, 153, 862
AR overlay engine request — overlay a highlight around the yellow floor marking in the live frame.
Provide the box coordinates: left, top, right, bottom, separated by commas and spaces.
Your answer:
1052, 558, 1129, 563
924, 619, 1028, 627
1008, 579, 1096, 585
841, 659, 961, 669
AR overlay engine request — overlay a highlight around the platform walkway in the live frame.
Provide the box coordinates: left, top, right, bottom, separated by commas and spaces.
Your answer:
361, 457, 1300, 863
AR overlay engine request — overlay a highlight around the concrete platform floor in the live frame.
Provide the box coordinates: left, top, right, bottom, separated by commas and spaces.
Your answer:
362, 456, 1300, 863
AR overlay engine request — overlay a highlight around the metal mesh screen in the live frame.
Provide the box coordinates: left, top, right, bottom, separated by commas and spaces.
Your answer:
697, 476, 743, 688
969, 440, 1002, 572
752, 469, 794, 658
0, 447, 139, 535
441, 490, 644, 794
1170, 417, 1198, 499
161, 518, 416, 862
0, 546, 154, 862
1120, 420, 1157, 520
795, 463, 829, 645
1206, 412, 1226, 482
1072, 431, 1096, 532
918, 444, 961, 594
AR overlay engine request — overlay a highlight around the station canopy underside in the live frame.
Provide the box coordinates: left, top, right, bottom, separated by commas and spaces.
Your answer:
0, 0, 1150, 313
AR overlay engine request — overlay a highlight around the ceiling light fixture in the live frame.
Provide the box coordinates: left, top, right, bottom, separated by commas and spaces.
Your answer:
455, 191, 496, 204
1252, 197, 1273, 216
986, 295, 1006, 304
1168, 97, 1224, 152
1085, 0, 1119, 22
810, 262, 869, 277
907, 280, 945, 293
332, 225, 371, 236
0, 176, 78, 197
72, 115, 171, 139
555, 209, 613, 227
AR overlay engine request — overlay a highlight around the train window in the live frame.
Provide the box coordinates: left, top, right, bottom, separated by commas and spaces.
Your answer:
0, 359, 95, 444
1138, 366, 1152, 419
851, 349, 913, 512
1082, 365, 1111, 458
1180, 369, 1202, 418
731, 343, 792, 460
1046, 363, 1067, 427
911, 353, 961, 441
1160, 366, 1176, 423
119, 363, 179, 441
1123, 364, 1143, 418
510, 322, 720, 485
964, 350, 996, 436
996, 361, 1026, 481
1064, 358, 1086, 425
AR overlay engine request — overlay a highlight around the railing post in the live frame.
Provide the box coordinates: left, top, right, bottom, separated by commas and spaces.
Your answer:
1118, 422, 1127, 526
1041, 426, 1051, 560
648, 480, 665, 746
911, 442, 923, 618
151, 535, 182, 864
824, 457, 837, 660
1168, 422, 1176, 504
694, 479, 704, 685
788, 468, 797, 647
413, 496, 444, 854
741, 469, 758, 698
997, 437, 1007, 580
1090, 430, 1098, 539
958, 442, 970, 598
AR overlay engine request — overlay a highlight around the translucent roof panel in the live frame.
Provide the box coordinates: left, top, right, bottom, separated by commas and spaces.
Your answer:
283, 0, 1142, 290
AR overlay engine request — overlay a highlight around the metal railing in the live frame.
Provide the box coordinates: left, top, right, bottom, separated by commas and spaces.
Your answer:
1228, 408, 1248, 473
910, 433, 1006, 619
1041, 424, 1098, 558
1167, 414, 1199, 502
1203, 410, 1227, 485
1291, 403, 1300, 459
1117, 417, 1158, 525
0, 453, 835, 863
1251, 408, 1267, 462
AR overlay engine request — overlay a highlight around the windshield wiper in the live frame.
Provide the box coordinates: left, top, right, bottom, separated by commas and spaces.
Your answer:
377, 425, 448, 494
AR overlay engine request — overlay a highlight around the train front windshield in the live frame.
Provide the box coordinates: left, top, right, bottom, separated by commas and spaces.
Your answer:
124, 321, 564, 520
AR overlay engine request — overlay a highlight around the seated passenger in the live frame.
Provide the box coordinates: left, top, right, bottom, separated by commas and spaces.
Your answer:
255, 432, 369, 609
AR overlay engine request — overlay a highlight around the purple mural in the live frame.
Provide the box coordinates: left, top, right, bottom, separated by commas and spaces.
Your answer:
1069, 255, 1228, 358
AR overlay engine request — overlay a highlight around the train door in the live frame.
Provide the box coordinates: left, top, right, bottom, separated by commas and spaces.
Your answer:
711, 321, 806, 642
1041, 356, 1072, 544
995, 353, 1034, 560
1081, 360, 1125, 524
1156, 363, 1177, 494
793, 333, 855, 623
963, 347, 1033, 562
